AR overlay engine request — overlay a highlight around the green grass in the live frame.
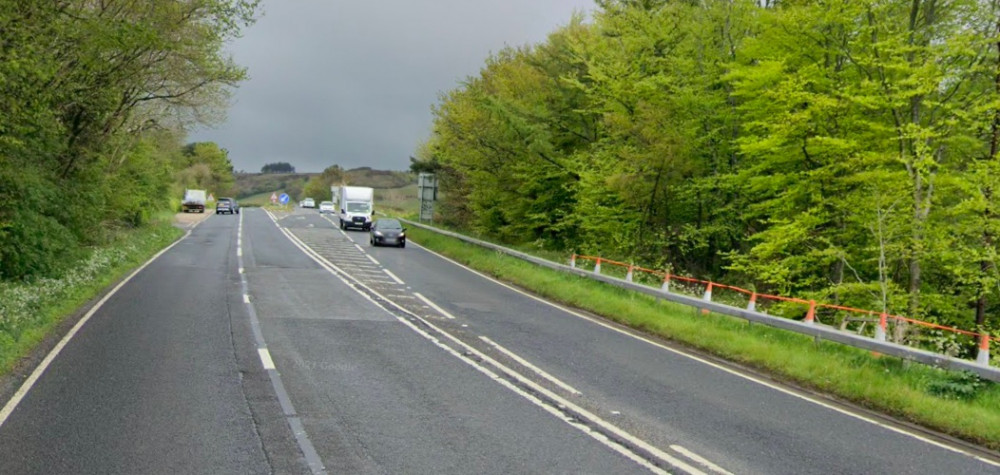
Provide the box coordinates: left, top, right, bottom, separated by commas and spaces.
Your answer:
239, 191, 277, 207
405, 225, 1000, 450
375, 184, 419, 216
0, 216, 184, 375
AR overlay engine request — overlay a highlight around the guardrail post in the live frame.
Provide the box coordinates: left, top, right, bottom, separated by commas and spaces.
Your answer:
593, 258, 601, 275
747, 293, 757, 312
876, 313, 887, 342
805, 300, 816, 324
626, 264, 634, 283
978, 334, 991, 366
661, 273, 671, 293
570, 254, 576, 268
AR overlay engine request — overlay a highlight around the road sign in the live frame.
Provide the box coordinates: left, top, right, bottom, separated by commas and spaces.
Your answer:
270, 192, 277, 204
279, 193, 289, 205
418, 173, 438, 222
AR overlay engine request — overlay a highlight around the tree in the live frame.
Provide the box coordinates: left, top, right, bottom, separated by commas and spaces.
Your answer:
302, 165, 345, 201
0, 0, 259, 280
261, 162, 296, 173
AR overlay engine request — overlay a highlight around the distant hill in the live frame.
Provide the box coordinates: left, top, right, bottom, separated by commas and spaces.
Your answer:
342, 167, 414, 189
235, 168, 414, 200
234, 173, 312, 200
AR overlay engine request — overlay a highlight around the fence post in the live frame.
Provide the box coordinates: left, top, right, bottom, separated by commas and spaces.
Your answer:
570, 254, 576, 269
626, 264, 634, 283
593, 258, 601, 275
805, 300, 816, 324
875, 312, 887, 342
747, 293, 757, 312
978, 334, 991, 366
661, 273, 671, 293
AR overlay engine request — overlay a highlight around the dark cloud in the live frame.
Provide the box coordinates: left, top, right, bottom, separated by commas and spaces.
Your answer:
189, 0, 595, 173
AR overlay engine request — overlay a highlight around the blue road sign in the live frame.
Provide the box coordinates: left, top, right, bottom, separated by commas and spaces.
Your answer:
279, 193, 289, 204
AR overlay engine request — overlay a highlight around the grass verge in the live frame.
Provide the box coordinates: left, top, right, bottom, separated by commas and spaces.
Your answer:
406, 225, 1000, 451
0, 216, 184, 376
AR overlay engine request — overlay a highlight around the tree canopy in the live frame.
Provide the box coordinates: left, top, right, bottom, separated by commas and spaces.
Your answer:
261, 162, 296, 174
0, 0, 259, 279
415, 0, 1000, 350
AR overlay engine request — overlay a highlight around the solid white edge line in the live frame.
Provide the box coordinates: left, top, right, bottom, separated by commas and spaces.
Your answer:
413, 292, 456, 320
406, 240, 1000, 468
382, 269, 405, 285
258, 348, 276, 370
0, 229, 192, 429
354, 243, 365, 253
479, 336, 582, 396
670, 445, 733, 475
277, 229, 704, 474
254, 210, 327, 474
366, 254, 380, 265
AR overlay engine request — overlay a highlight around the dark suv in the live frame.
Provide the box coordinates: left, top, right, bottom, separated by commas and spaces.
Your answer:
216, 197, 239, 214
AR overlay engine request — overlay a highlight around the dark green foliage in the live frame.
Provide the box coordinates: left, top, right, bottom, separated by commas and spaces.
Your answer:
261, 162, 296, 174
0, 168, 79, 279
927, 372, 991, 401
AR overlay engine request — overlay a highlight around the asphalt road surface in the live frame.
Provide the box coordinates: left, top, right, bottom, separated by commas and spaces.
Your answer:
1, 207, 998, 474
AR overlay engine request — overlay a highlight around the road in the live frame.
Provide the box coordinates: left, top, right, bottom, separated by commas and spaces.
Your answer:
0, 207, 997, 474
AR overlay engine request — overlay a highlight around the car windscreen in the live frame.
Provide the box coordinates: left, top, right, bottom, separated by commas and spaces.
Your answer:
347, 202, 371, 213
377, 220, 401, 230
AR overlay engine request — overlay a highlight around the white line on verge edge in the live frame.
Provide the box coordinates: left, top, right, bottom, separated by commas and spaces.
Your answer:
479, 336, 582, 396
0, 229, 192, 429
413, 292, 455, 319
407, 240, 1000, 469
250, 210, 326, 474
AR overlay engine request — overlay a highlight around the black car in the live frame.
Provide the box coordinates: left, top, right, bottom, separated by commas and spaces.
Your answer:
370, 218, 406, 247
216, 197, 239, 214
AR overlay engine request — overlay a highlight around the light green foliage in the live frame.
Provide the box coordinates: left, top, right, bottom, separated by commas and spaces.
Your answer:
302, 165, 346, 201
177, 141, 236, 198
415, 0, 1000, 340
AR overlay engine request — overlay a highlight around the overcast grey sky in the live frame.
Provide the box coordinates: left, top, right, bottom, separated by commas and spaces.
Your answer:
189, 0, 596, 173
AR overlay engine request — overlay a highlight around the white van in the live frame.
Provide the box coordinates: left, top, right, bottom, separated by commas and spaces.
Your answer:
338, 186, 374, 230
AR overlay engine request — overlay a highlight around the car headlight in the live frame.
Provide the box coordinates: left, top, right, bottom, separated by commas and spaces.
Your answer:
374, 231, 383, 236
398, 233, 405, 238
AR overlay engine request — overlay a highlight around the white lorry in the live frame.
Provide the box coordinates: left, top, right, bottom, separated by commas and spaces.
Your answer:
338, 186, 374, 230
182, 189, 207, 213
